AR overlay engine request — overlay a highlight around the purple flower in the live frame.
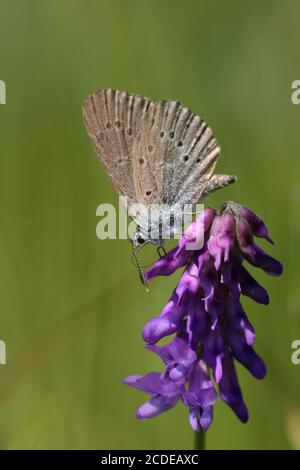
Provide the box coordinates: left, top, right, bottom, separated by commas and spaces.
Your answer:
124, 202, 283, 431
182, 360, 218, 431
123, 356, 218, 431
146, 337, 197, 384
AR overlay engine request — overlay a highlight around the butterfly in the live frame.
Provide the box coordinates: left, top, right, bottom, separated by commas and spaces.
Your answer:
83, 88, 236, 287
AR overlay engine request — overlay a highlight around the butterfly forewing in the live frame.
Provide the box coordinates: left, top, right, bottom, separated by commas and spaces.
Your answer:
133, 98, 221, 207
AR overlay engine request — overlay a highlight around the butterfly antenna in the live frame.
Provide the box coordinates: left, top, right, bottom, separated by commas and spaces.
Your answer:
132, 243, 150, 293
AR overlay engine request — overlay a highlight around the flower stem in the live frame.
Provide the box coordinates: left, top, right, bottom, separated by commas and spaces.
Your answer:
194, 429, 205, 450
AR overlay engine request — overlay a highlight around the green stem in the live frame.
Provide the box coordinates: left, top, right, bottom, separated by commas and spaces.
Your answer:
194, 429, 205, 450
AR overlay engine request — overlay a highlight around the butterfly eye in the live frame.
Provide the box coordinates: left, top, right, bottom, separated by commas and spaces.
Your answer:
145, 190, 152, 196
178, 141, 183, 147
169, 131, 174, 139
160, 131, 165, 138
136, 235, 146, 245
139, 158, 144, 164
183, 155, 189, 162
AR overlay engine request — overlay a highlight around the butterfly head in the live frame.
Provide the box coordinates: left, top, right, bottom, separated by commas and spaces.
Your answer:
132, 232, 150, 250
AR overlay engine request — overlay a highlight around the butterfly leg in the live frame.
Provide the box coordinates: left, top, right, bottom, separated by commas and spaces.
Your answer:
202, 174, 237, 199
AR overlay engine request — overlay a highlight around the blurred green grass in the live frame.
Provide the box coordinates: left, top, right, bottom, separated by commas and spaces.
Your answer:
0, 0, 299, 449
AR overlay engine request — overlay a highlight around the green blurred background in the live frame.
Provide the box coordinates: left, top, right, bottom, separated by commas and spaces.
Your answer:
0, 0, 299, 450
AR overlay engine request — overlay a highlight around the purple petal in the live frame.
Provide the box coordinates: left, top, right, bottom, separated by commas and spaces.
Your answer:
167, 364, 190, 382
187, 297, 208, 350
220, 263, 241, 299
137, 393, 180, 419
143, 316, 180, 343
207, 215, 223, 270
189, 408, 200, 432
175, 262, 201, 303
200, 406, 214, 431
202, 325, 225, 383
238, 206, 273, 244
195, 256, 221, 326
144, 246, 190, 280
123, 374, 144, 389
123, 372, 177, 395
244, 244, 283, 276
183, 208, 216, 251
145, 344, 173, 365
164, 336, 197, 365
183, 388, 218, 408
187, 404, 214, 432
225, 296, 256, 346
187, 360, 217, 394
214, 355, 223, 383
205, 292, 223, 330
146, 337, 197, 384
228, 336, 267, 379
236, 216, 254, 254
217, 211, 236, 262
142, 292, 184, 343
183, 361, 217, 432
235, 264, 269, 305
218, 352, 249, 423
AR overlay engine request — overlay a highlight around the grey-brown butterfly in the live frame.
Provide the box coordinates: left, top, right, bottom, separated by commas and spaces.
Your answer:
83, 88, 236, 287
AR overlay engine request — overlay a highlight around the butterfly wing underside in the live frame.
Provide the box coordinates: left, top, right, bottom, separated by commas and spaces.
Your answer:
83, 88, 150, 211
83, 88, 236, 232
